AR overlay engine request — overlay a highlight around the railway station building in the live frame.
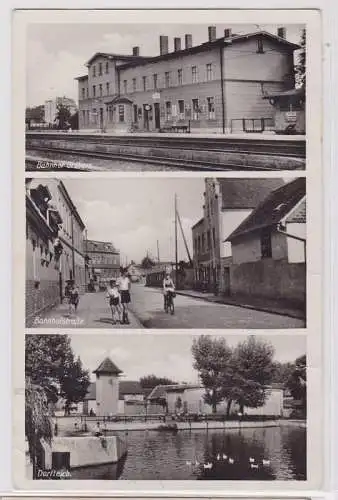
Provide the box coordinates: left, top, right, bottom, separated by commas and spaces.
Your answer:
76, 26, 299, 134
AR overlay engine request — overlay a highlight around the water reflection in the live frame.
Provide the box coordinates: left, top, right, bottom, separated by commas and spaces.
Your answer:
114, 426, 306, 480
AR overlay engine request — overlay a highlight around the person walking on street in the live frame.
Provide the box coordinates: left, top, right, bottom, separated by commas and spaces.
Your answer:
65, 279, 79, 316
106, 279, 122, 324
117, 268, 131, 325
163, 272, 175, 313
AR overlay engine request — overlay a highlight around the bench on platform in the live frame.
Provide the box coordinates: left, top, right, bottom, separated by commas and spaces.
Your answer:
160, 123, 190, 133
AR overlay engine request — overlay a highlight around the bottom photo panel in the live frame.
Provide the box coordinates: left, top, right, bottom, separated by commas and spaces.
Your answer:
25, 333, 306, 482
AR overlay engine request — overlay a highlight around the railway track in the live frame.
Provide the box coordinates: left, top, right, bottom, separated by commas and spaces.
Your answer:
26, 132, 306, 159
25, 147, 303, 172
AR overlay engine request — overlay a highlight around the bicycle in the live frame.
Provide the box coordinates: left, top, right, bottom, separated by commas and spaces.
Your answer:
164, 290, 175, 315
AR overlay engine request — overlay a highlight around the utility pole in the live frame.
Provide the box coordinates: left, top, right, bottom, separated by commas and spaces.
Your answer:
174, 194, 178, 285
157, 240, 160, 262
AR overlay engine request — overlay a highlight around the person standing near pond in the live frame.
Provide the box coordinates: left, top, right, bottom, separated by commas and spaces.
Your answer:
117, 268, 131, 324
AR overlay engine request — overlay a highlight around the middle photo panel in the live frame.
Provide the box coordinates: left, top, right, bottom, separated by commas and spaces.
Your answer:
25, 176, 306, 330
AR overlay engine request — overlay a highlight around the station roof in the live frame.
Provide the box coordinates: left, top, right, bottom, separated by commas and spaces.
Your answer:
263, 86, 305, 99
119, 31, 300, 70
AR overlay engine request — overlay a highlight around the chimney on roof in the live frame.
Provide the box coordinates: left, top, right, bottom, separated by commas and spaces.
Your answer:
132, 46, 140, 56
277, 27, 286, 39
174, 37, 181, 52
159, 35, 169, 56
185, 34, 193, 49
224, 28, 232, 38
208, 26, 217, 42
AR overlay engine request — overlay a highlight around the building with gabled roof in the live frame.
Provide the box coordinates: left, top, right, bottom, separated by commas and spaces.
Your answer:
75, 26, 299, 133
226, 177, 306, 309
192, 177, 284, 294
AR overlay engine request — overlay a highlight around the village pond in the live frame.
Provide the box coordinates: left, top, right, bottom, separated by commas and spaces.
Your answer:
72, 425, 306, 480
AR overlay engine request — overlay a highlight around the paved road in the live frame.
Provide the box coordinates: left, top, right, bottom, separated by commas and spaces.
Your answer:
31, 284, 304, 329
31, 290, 143, 329
129, 284, 304, 329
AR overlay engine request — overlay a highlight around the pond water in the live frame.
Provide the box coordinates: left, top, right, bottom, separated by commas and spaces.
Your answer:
72, 426, 306, 481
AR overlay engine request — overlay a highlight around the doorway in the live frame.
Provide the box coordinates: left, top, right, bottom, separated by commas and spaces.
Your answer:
143, 105, 150, 131
223, 267, 230, 296
154, 103, 161, 130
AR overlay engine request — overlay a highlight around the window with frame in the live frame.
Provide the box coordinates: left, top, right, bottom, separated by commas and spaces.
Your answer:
153, 74, 158, 90
178, 100, 185, 119
192, 98, 199, 120
123, 80, 128, 94
92, 108, 97, 124
132, 78, 137, 92
192, 66, 198, 83
257, 38, 264, 53
92, 85, 96, 97
165, 101, 172, 121
142, 76, 147, 91
99, 84, 103, 97
207, 97, 215, 119
165, 71, 171, 88
207, 230, 211, 250
260, 228, 272, 258
201, 233, 205, 253
99, 62, 102, 76
106, 82, 110, 95
178, 69, 183, 86
92, 65, 96, 77
81, 88, 85, 99
206, 63, 213, 81
105, 61, 109, 74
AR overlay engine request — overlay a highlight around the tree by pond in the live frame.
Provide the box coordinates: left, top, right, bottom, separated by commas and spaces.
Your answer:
286, 354, 307, 414
192, 336, 275, 415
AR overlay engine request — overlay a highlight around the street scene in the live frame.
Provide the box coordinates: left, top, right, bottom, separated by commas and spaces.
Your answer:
26, 333, 307, 480
26, 177, 306, 329
25, 21, 306, 171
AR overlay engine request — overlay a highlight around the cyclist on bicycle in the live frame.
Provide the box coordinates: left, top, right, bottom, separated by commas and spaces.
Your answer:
163, 272, 175, 312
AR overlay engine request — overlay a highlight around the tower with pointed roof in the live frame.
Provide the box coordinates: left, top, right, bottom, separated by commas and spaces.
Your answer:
93, 357, 123, 416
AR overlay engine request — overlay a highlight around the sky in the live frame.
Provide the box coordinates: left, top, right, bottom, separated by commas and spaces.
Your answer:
68, 334, 306, 383
64, 177, 205, 265
26, 23, 304, 107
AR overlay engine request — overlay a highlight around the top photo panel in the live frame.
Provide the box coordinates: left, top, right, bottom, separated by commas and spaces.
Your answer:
25, 21, 306, 172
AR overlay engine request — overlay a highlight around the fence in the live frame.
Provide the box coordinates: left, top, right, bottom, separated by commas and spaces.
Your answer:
230, 118, 274, 134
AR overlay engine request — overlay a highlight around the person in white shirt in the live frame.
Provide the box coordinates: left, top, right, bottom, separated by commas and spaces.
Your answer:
117, 268, 131, 324
106, 279, 122, 324
163, 272, 175, 312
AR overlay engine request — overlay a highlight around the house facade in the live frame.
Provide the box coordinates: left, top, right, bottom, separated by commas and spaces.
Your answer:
84, 239, 121, 285
26, 179, 86, 324
226, 177, 306, 307
76, 27, 298, 133
192, 177, 284, 294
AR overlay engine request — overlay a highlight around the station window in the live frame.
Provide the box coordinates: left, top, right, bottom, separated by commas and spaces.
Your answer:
153, 74, 158, 90
92, 85, 96, 97
132, 78, 137, 92
192, 66, 198, 84
178, 69, 183, 86
257, 38, 264, 53
106, 61, 109, 74
92, 65, 96, 77
106, 82, 110, 95
99, 84, 103, 97
123, 80, 128, 94
142, 76, 147, 91
207, 97, 215, 119
192, 98, 199, 120
81, 88, 85, 99
206, 63, 213, 81
165, 72, 171, 88
99, 62, 102, 76
178, 100, 185, 119
165, 101, 172, 121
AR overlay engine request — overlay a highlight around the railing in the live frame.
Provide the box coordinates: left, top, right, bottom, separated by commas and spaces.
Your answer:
230, 118, 274, 134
